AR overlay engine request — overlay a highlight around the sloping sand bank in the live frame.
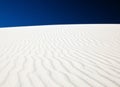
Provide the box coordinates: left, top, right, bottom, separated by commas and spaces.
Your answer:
0, 24, 120, 87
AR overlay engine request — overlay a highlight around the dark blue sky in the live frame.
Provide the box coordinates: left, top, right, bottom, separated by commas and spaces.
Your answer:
0, 0, 120, 27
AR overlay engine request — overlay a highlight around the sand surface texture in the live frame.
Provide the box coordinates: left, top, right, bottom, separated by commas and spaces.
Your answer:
0, 24, 120, 87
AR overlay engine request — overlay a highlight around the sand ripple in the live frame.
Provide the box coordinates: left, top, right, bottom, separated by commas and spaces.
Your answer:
0, 24, 120, 87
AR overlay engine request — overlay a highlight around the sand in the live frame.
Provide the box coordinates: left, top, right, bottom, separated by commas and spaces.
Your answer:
0, 24, 120, 87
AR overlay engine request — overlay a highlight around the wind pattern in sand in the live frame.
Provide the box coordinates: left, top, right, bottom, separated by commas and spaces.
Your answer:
0, 25, 120, 87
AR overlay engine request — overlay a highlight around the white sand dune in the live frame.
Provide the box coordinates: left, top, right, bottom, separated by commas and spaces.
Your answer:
0, 24, 120, 87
